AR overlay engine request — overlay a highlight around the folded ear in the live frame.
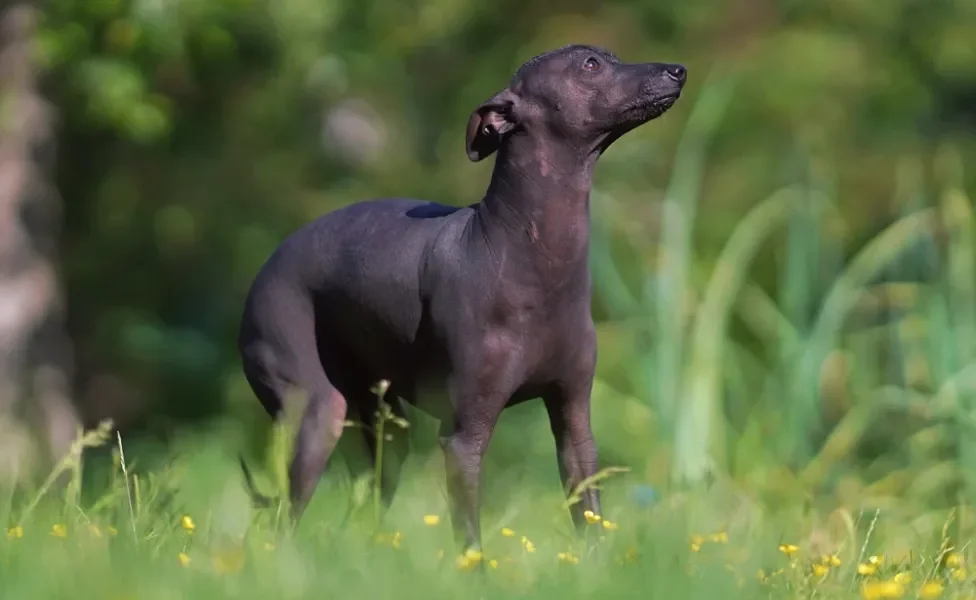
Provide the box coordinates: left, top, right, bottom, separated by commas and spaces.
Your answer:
465, 88, 520, 162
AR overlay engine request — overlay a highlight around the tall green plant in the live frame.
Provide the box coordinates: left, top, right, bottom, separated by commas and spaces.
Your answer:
787, 208, 939, 463
651, 66, 736, 434
672, 186, 808, 486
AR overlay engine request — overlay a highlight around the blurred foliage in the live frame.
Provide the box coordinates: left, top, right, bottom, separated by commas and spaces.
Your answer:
30, 0, 976, 508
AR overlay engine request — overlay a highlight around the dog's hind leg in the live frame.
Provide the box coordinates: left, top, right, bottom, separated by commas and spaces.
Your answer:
239, 287, 347, 522
288, 385, 347, 519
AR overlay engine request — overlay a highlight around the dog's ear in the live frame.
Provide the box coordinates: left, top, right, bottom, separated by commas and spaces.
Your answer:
465, 88, 519, 162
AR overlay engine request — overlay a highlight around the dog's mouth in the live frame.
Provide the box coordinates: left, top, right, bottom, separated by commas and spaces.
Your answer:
594, 92, 682, 153
626, 92, 680, 121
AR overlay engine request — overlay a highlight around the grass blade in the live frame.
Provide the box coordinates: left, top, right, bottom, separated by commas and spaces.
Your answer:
653, 65, 736, 432
672, 186, 806, 486
790, 208, 938, 462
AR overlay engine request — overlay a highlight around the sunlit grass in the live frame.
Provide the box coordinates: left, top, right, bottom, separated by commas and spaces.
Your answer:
0, 420, 975, 600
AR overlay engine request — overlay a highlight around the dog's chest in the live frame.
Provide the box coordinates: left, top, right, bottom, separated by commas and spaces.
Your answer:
483, 281, 588, 358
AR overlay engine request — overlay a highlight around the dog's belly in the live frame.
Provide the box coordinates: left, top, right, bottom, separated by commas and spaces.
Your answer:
316, 300, 419, 372
371, 328, 565, 421
392, 372, 550, 422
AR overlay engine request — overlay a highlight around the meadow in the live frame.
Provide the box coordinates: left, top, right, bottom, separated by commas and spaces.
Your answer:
0, 410, 974, 600
3, 75, 976, 600
7, 3, 976, 597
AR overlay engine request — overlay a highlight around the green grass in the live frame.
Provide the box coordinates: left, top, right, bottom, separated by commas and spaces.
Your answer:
1, 415, 976, 600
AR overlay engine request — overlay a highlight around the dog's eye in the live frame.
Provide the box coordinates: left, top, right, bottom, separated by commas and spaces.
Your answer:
582, 57, 600, 72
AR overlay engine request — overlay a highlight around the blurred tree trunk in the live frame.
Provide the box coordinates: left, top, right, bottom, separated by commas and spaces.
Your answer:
0, 2, 79, 482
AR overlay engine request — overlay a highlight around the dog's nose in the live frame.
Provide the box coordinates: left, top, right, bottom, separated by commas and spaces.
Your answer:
665, 64, 687, 84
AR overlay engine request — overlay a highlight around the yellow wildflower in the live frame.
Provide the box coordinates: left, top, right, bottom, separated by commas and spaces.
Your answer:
178, 552, 191, 567
583, 510, 601, 525
918, 581, 944, 599
6, 526, 23, 539
952, 567, 968, 582
557, 551, 580, 565
520, 536, 535, 553
374, 531, 403, 548
456, 548, 483, 570
50, 524, 67, 538
857, 563, 878, 576
691, 534, 704, 552
180, 515, 195, 533
710, 531, 728, 543
812, 563, 830, 577
822, 554, 842, 567
778, 544, 799, 557
211, 546, 246, 574
500, 527, 515, 537
893, 572, 911, 585
946, 552, 964, 569
860, 579, 905, 599
602, 520, 618, 531
868, 555, 884, 566
423, 515, 440, 526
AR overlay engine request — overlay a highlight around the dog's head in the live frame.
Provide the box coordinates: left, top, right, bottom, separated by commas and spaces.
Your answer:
465, 44, 686, 162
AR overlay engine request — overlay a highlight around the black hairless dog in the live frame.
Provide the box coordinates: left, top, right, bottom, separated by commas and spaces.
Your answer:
238, 44, 686, 554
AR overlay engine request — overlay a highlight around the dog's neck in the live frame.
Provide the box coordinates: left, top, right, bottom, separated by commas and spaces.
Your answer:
477, 133, 598, 270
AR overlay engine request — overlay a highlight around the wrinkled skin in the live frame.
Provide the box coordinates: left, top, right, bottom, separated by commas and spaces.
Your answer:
466, 45, 685, 161
238, 44, 686, 560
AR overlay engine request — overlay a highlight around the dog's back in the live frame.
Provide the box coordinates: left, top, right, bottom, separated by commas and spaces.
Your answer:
238, 197, 472, 412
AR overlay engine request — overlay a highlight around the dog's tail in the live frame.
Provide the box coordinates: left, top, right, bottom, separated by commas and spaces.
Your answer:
238, 453, 278, 509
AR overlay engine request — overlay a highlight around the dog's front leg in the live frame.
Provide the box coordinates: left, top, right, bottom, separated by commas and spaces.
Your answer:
438, 374, 512, 559
544, 375, 602, 535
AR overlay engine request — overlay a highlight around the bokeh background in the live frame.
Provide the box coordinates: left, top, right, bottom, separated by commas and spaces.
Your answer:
2, 0, 976, 521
